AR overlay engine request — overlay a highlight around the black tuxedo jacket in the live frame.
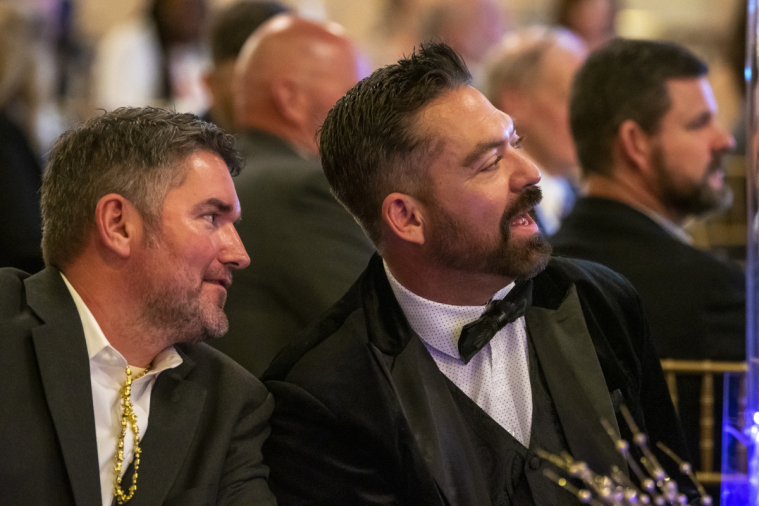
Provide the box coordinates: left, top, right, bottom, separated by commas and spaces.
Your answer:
262, 254, 693, 505
214, 129, 374, 376
552, 197, 745, 362
0, 267, 277, 506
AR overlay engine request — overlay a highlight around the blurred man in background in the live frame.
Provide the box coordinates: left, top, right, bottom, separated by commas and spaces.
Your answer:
92, 0, 209, 113
370, 0, 507, 77
0, 3, 44, 273
422, 0, 506, 69
212, 15, 374, 375
552, 38, 745, 470
202, 0, 289, 131
484, 26, 587, 234
556, 0, 617, 51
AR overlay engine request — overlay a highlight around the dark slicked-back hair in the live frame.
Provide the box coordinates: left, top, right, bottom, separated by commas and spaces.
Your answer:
319, 42, 471, 249
41, 107, 244, 269
570, 38, 707, 176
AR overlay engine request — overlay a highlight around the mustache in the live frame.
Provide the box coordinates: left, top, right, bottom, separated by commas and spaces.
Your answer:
706, 154, 725, 176
504, 185, 543, 222
706, 144, 734, 176
204, 267, 234, 287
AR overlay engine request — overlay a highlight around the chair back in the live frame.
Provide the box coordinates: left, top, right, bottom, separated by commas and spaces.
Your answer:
659, 359, 748, 485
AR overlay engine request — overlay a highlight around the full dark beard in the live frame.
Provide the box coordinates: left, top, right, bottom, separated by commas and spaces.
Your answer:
425, 185, 552, 279
654, 147, 733, 217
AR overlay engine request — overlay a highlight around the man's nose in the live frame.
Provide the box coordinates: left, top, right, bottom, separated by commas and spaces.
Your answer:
714, 123, 736, 153
510, 151, 542, 193
220, 224, 251, 270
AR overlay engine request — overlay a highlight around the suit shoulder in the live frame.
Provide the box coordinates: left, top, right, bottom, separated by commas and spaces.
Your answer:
542, 256, 635, 293
242, 146, 320, 178
533, 256, 640, 312
679, 242, 744, 282
0, 266, 31, 285
177, 343, 269, 400
239, 153, 327, 200
262, 278, 366, 382
0, 267, 33, 315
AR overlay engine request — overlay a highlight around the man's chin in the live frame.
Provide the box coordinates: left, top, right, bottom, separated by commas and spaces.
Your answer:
679, 184, 733, 217
484, 232, 552, 280
512, 233, 552, 277
198, 309, 229, 341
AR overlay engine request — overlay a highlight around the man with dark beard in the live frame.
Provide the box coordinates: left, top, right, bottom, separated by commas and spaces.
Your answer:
0, 108, 277, 505
552, 39, 745, 472
261, 42, 695, 505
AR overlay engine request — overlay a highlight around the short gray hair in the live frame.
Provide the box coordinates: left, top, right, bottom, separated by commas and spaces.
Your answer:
41, 107, 244, 269
483, 26, 586, 104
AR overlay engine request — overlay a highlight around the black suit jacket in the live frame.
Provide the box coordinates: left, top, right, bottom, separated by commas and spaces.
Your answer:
262, 254, 693, 505
0, 267, 277, 506
214, 129, 375, 376
551, 197, 745, 362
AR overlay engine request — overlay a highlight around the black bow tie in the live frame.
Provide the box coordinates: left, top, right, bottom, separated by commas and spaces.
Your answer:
457, 278, 533, 364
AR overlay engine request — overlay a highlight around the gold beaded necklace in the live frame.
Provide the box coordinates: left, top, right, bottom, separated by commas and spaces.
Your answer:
113, 364, 152, 504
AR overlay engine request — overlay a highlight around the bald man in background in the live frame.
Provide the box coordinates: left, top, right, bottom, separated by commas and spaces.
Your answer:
211, 15, 374, 375
484, 27, 587, 234
202, 0, 289, 132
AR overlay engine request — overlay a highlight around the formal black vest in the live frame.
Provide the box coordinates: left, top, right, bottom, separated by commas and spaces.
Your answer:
445, 330, 581, 505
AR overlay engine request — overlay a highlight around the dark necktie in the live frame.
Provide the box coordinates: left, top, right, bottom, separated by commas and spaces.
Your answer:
457, 278, 533, 364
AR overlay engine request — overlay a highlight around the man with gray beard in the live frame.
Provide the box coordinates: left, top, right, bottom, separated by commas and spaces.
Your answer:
0, 107, 276, 505
552, 38, 745, 471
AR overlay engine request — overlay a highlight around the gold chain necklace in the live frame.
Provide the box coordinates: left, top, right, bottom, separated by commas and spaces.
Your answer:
113, 363, 152, 504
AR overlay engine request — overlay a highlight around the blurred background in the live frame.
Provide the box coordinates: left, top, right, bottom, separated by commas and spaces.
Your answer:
2, 0, 749, 261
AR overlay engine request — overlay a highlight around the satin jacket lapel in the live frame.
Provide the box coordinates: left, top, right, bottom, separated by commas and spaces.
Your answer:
362, 254, 490, 506
526, 284, 627, 476
126, 351, 206, 506
26, 268, 102, 506
370, 339, 491, 506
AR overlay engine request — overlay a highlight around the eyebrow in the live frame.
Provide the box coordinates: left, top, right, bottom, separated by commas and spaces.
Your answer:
462, 138, 507, 168
686, 110, 712, 129
193, 198, 235, 215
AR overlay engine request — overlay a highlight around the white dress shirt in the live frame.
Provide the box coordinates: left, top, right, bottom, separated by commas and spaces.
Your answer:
61, 274, 183, 506
383, 263, 533, 447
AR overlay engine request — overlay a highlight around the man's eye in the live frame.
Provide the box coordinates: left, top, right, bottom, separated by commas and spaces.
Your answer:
687, 119, 709, 130
205, 213, 218, 224
485, 156, 502, 171
511, 135, 524, 149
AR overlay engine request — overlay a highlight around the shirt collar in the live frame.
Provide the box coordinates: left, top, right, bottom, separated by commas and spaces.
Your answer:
60, 273, 183, 374
383, 261, 514, 360
628, 203, 693, 245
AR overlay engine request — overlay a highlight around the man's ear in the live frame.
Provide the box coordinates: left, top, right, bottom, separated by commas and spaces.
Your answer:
618, 119, 654, 174
271, 77, 307, 126
94, 194, 141, 259
382, 192, 427, 246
